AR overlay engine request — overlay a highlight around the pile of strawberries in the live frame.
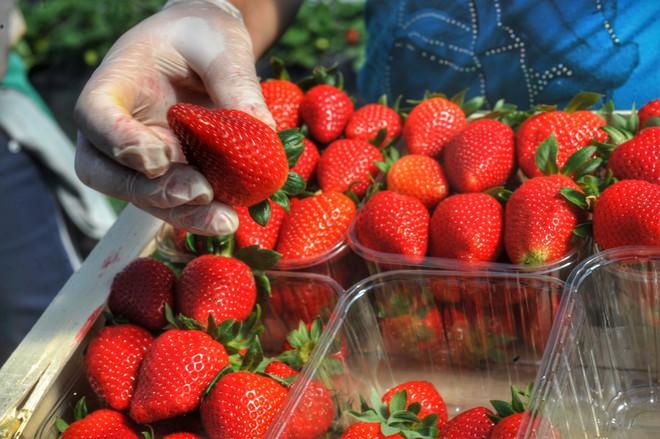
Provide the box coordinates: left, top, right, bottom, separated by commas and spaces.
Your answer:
58, 254, 338, 438
56, 60, 660, 438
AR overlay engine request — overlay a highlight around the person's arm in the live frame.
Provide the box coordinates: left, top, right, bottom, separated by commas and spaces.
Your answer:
230, 0, 303, 58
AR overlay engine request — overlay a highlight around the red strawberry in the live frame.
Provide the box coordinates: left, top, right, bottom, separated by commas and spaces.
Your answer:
403, 96, 467, 158
268, 280, 335, 330
291, 137, 320, 184
264, 360, 298, 379
638, 98, 660, 129
300, 84, 354, 144
381, 305, 447, 364
83, 324, 155, 412
504, 174, 587, 265
386, 154, 450, 210
129, 329, 229, 424
592, 179, 660, 249
276, 191, 356, 260
61, 408, 142, 439
428, 193, 504, 262
438, 406, 495, 438
354, 190, 430, 256
345, 102, 402, 147
442, 118, 516, 193
316, 138, 384, 199
235, 200, 285, 250
607, 126, 660, 184
175, 255, 257, 325
167, 103, 289, 207
261, 79, 304, 131
200, 371, 288, 439
516, 110, 606, 178
340, 422, 392, 438
107, 257, 176, 330
382, 381, 448, 429
284, 376, 336, 439
163, 433, 205, 439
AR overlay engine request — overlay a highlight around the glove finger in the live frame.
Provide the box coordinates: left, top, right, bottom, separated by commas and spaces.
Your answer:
171, 16, 276, 129
140, 202, 238, 237
75, 133, 214, 209
74, 73, 177, 178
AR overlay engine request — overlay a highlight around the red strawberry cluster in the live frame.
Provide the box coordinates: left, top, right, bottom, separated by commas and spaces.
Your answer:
59, 253, 340, 439
339, 381, 560, 439
352, 92, 660, 268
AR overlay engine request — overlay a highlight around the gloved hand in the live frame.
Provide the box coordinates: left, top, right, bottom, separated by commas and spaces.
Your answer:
74, 0, 275, 236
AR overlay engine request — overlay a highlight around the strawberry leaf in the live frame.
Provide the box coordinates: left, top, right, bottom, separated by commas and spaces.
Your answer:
55, 417, 69, 434
564, 92, 603, 113
644, 115, 660, 128
254, 272, 272, 296
249, 200, 271, 227
282, 171, 306, 196
573, 222, 593, 238
270, 191, 290, 213
240, 336, 265, 372
389, 389, 408, 413
270, 56, 291, 81
561, 146, 596, 177
559, 187, 589, 210
235, 245, 282, 271
164, 303, 179, 328
574, 157, 603, 180
535, 134, 560, 175
279, 129, 305, 168
74, 397, 88, 421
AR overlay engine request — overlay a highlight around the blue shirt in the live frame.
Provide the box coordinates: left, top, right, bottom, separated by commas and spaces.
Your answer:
358, 0, 660, 109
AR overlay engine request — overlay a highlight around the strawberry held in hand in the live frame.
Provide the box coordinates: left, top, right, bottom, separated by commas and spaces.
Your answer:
167, 104, 296, 209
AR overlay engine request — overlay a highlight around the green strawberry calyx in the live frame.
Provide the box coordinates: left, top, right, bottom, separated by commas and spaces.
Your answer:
249, 129, 307, 227
487, 383, 532, 424
276, 317, 324, 370
348, 389, 439, 439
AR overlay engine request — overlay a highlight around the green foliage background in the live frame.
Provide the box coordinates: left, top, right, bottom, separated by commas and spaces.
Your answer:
17, 0, 366, 72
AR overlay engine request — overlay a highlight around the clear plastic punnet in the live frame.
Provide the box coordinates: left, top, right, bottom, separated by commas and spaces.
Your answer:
265, 268, 566, 438
156, 222, 369, 289
523, 246, 660, 439
0, 206, 344, 438
347, 211, 588, 281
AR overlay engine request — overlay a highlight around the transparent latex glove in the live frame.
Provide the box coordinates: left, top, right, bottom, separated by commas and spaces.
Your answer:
74, 0, 275, 236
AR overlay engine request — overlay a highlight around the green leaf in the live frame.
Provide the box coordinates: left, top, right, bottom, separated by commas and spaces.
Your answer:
561, 146, 596, 176
535, 134, 560, 175
564, 92, 603, 113
574, 157, 603, 180
462, 95, 486, 117
559, 187, 589, 210
381, 424, 402, 437
491, 399, 516, 418
74, 397, 88, 421
389, 390, 408, 413
55, 417, 69, 434
279, 129, 305, 168
643, 115, 660, 128
248, 200, 271, 227
270, 56, 291, 81
254, 272, 272, 296
240, 337, 265, 372
235, 245, 282, 271
573, 222, 593, 238
270, 191, 290, 213
282, 172, 306, 196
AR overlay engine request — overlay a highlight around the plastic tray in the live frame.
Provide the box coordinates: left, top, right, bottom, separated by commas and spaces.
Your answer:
0, 206, 344, 438
347, 213, 586, 281
156, 222, 369, 289
266, 269, 566, 438
524, 246, 660, 439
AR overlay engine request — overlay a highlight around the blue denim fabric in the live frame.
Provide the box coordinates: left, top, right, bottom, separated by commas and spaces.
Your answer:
0, 129, 75, 364
358, 0, 660, 109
